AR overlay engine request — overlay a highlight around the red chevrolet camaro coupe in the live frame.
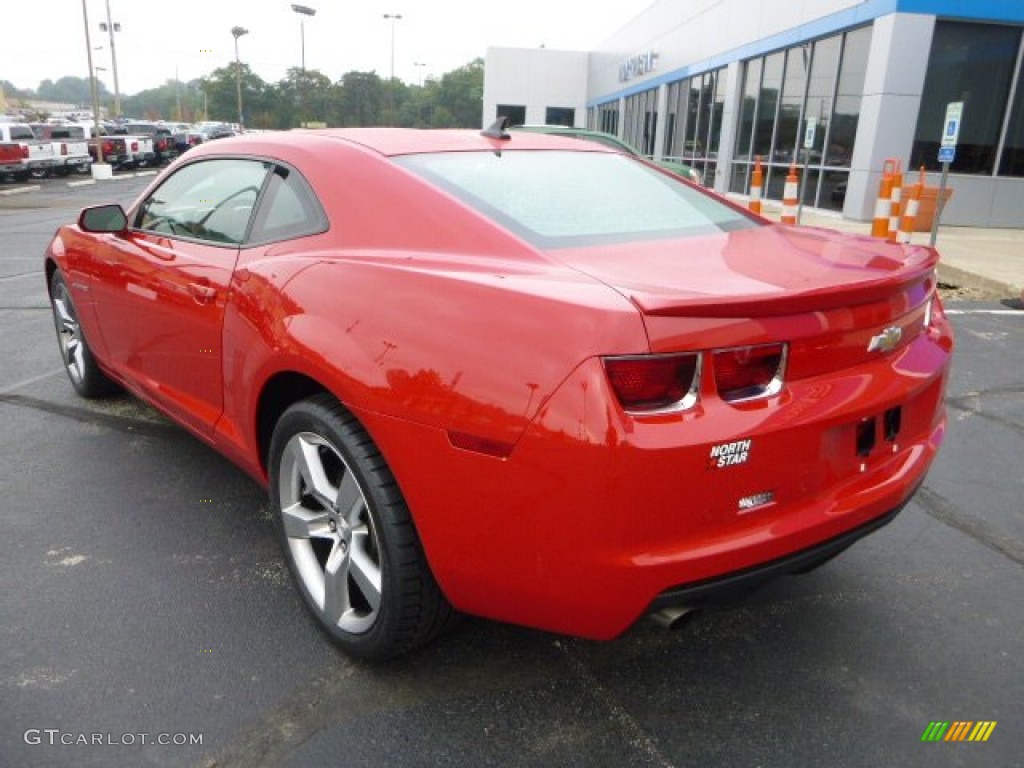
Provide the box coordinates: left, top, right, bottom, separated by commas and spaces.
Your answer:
44, 125, 953, 659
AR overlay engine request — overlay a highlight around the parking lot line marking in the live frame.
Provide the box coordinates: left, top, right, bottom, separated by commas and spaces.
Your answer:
0, 185, 42, 197
556, 640, 676, 768
0, 368, 64, 396
945, 309, 1022, 315
134, 171, 159, 177
67, 179, 97, 188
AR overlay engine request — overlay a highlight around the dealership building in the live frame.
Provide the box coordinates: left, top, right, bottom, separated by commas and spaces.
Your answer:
483, 0, 1024, 228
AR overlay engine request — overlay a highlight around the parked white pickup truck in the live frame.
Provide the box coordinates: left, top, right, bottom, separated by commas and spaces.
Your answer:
113, 130, 156, 169
0, 123, 58, 180
29, 124, 92, 176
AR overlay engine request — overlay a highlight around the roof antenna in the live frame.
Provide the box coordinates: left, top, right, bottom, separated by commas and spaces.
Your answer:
481, 116, 511, 140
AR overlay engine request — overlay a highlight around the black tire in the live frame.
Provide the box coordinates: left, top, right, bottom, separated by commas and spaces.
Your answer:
49, 270, 119, 398
269, 395, 456, 660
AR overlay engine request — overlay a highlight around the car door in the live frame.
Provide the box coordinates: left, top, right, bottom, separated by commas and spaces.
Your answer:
87, 158, 272, 438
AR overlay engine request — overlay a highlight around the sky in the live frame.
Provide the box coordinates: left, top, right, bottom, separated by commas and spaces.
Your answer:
3, 0, 652, 96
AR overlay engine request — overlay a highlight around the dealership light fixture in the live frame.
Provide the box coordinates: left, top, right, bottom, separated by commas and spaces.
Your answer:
231, 26, 249, 131
291, 4, 317, 73
382, 13, 403, 81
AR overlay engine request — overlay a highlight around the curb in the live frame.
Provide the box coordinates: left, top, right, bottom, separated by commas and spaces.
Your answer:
936, 263, 1022, 302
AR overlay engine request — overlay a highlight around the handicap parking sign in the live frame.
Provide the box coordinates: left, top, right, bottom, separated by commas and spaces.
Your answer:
938, 146, 956, 164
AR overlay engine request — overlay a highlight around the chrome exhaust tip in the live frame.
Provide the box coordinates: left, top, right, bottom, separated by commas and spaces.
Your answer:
649, 606, 695, 630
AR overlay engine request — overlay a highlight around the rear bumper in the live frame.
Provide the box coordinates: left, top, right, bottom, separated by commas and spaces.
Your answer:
360, 315, 953, 641
648, 499, 906, 612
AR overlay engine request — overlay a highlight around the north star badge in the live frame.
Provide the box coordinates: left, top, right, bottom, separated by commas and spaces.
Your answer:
706, 438, 752, 469
867, 325, 902, 353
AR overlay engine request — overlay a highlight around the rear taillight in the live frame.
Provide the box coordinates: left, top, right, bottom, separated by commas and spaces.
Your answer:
131, 141, 139, 151
61, 142, 68, 156
604, 353, 700, 413
102, 140, 115, 154
20, 145, 29, 159
713, 343, 786, 402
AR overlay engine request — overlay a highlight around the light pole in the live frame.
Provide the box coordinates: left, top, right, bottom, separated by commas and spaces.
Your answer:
80, 0, 104, 166
291, 3, 316, 127
414, 61, 426, 87
99, 1, 122, 118
291, 4, 316, 73
382, 14, 402, 81
231, 26, 248, 130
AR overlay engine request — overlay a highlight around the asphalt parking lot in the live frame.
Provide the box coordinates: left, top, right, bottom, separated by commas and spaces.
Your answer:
2, 176, 1022, 768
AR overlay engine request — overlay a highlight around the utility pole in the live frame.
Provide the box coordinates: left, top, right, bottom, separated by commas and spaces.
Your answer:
101, 0, 122, 118
81, 0, 104, 165
231, 26, 249, 130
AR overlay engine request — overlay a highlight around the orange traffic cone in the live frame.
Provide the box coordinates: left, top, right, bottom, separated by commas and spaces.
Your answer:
749, 156, 763, 216
887, 162, 904, 242
781, 160, 799, 225
897, 167, 926, 244
871, 161, 896, 238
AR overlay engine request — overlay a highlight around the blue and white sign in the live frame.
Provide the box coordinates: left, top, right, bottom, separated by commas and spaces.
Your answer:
938, 146, 956, 164
803, 117, 817, 150
941, 102, 963, 149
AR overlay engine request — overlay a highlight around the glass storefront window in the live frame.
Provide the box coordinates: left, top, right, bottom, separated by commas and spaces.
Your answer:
831, 26, 870, 170
805, 35, 841, 164
911, 21, 1022, 175
623, 88, 658, 157
774, 47, 809, 163
545, 107, 575, 126
598, 103, 619, 135
734, 58, 762, 163
659, 67, 727, 184
730, 27, 869, 209
1000, 53, 1024, 176
497, 105, 526, 126
754, 52, 784, 160
663, 81, 681, 158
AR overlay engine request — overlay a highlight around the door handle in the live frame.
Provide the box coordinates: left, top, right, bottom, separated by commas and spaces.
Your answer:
189, 281, 217, 305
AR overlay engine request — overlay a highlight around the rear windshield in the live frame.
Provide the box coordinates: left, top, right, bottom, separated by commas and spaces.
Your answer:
395, 150, 756, 248
7, 125, 35, 141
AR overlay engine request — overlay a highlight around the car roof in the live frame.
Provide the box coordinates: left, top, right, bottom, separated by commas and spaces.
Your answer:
185, 128, 614, 159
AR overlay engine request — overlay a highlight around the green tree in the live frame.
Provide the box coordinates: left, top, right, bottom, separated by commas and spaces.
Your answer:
275, 67, 333, 128
122, 79, 197, 122
201, 64, 275, 127
333, 71, 383, 126
434, 58, 483, 127
1, 80, 34, 100
37, 76, 106, 106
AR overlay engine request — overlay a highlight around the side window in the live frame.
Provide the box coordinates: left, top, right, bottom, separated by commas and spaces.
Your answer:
135, 159, 270, 245
248, 166, 328, 244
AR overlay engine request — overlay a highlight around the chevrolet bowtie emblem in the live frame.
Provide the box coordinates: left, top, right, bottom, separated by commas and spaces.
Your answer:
868, 325, 902, 353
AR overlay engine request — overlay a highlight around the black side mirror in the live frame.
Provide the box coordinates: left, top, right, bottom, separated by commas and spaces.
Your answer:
79, 204, 128, 233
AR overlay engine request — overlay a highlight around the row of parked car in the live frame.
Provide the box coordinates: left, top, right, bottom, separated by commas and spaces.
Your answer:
0, 119, 239, 182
